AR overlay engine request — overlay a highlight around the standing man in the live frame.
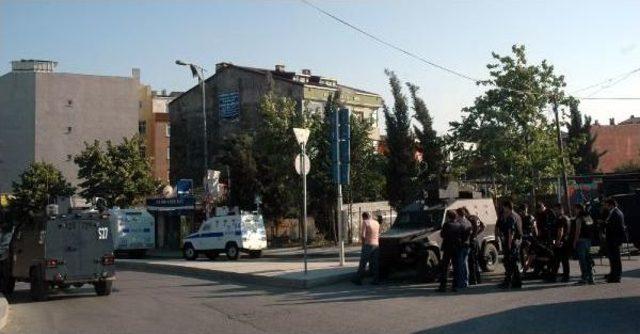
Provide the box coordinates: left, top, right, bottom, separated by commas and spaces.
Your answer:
604, 199, 625, 283
462, 207, 485, 285
455, 208, 473, 289
353, 212, 380, 285
498, 201, 523, 289
437, 210, 462, 292
549, 203, 571, 283
535, 202, 557, 244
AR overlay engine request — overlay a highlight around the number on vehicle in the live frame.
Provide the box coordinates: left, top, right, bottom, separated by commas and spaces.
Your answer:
98, 227, 109, 240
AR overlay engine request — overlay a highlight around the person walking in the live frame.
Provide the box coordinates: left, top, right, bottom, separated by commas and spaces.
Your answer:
548, 203, 571, 283
604, 199, 625, 283
455, 208, 473, 289
498, 201, 523, 289
571, 203, 595, 285
461, 207, 484, 285
437, 210, 462, 292
353, 212, 380, 285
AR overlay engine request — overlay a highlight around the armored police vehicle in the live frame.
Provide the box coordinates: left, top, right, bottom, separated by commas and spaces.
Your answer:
379, 196, 498, 282
0, 205, 116, 301
182, 207, 267, 261
109, 208, 155, 257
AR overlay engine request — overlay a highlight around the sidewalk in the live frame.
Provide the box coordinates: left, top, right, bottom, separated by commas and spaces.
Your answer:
117, 257, 359, 289
146, 245, 362, 260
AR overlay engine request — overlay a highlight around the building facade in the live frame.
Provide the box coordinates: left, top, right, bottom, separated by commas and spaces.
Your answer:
591, 116, 640, 173
0, 59, 141, 193
169, 62, 383, 184
139, 88, 179, 183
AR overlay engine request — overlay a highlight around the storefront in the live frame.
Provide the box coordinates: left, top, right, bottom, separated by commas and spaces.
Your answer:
146, 196, 201, 250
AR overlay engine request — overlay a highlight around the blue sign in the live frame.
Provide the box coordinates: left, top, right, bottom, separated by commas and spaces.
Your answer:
219, 92, 240, 119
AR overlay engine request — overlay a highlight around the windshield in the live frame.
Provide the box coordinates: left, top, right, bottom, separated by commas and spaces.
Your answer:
392, 209, 444, 230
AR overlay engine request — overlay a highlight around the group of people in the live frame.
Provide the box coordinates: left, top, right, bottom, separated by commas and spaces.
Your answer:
497, 198, 627, 289
437, 207, 485, 292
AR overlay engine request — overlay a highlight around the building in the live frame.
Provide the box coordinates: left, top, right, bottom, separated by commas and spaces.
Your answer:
591, 116, 640, 173
139, 88, 180, 183
169, 62, 383, 183
0, 59, 142, 194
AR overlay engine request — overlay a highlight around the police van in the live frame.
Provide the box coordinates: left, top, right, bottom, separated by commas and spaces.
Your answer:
109, 208, 155, 257
182, 207, 267, 261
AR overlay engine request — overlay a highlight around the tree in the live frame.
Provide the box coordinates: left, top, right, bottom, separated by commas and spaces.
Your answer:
75, 135, 158, 208
383, 70, 418, 209
407, 82, 446, 193
10, 162, 75, 217
566, 97, 602, 174
449, 45, 569, 197
218, 134, 259, 210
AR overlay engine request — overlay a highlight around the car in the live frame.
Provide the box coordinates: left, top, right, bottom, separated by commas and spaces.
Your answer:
182, 207, 267, 261
109, 207, 155, 257
0, 205, 116, 301
379, 198, 499, 282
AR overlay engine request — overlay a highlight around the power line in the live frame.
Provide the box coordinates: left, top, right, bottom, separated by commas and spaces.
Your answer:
571, 67, 640, 94
301, 0, 640, 102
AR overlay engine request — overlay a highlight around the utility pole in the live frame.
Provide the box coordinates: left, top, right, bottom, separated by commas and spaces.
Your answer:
335, 110, 345, 266
553, 98, 571, 215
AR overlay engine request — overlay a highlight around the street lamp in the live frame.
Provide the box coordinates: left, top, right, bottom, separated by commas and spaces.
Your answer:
293, 127, 310, 275
175, 60, 208, 173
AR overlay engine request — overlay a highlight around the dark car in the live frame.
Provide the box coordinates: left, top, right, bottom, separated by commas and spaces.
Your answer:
0, 208, 116, 301
379, 198, 499, 282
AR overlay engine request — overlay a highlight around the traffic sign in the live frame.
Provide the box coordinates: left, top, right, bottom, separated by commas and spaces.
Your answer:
294, 153, 311, 175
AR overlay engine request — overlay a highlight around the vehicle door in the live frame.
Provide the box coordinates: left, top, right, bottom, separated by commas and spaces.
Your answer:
11, 222, 43, 278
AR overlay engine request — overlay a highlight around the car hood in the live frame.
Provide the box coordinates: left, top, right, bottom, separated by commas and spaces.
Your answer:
381, 228, 427, 239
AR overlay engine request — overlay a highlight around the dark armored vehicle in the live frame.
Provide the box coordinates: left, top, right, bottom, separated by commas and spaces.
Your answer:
379, 198, 499, 282
0, 206, 116, 301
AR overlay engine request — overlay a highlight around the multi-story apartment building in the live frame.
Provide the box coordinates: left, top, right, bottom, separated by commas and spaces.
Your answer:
169, 62, 383, 183
0, 59, 141, 194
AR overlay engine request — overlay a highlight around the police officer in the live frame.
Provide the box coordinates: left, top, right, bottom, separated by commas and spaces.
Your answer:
498, 200, 523, 289
604, 199, 625, 283
548, 203, 571, 283
461, 207, 484, 285
518, 204, 537, 275
438, 210, 462, 292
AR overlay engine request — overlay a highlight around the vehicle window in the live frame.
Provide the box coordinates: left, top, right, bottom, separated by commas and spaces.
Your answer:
392, 209, 444, 229
202, 223, 211, 231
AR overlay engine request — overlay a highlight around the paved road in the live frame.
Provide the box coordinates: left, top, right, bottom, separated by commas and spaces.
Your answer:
4, 257, 640, 334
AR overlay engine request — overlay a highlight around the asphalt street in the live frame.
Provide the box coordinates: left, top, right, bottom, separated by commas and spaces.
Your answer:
4, 256, 640, 334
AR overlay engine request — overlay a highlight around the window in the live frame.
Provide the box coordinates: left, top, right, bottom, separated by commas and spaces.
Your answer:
165, 124, 171, 137
66, 126, 72, 133
166, 147, 170, 160
138, 121, 146, 135
66, 99, 73, 107
202, 223, 211, 231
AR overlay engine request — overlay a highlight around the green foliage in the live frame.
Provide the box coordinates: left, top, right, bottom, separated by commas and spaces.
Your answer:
218, 134, 259, 210
383, 70, 418, 209
566, 97, 602, 174
407, 82, 446, 191
449, 45, 568, 197
10, 162, 75, 216
74, 135, 158, 208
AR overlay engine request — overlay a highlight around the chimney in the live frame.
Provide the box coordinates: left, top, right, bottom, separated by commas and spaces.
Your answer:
162, 89, 167, 96
132, 68, 140, 80
609, 118, 615, 126
301, 69, 311, 76
594, 120, 600, 126
275, 64, 285, 72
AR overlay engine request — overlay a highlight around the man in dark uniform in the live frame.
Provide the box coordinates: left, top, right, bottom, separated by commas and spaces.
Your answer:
438, 210, 462, 292
549, 203, 571, 282
535, 202, 557, 243
498, 201, 523, 289
604, 199, 625, 283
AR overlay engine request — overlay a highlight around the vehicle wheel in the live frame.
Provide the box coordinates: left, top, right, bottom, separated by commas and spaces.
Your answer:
249, 250, 262, 259
481, 243, 498, 272
29, 266, 49, 302
415, 249, 439, 283
183, 243, 198, 261
225, 243, 240, 260
205, 252, 219, 261
94, 280, 112, 296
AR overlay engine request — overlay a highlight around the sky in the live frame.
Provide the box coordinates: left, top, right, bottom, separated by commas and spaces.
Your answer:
2, 0, 639, 134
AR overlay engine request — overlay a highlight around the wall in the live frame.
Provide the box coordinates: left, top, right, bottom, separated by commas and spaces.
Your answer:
0, 72, 36, 192
34, 72, 139, 186
591, 124, 640, 172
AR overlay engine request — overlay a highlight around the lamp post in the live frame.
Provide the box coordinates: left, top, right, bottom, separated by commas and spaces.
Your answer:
293, 128, 310, 275
175, 60, 208, 172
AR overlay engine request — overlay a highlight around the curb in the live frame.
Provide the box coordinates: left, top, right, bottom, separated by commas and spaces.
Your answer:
0, 293, 8, 331
117, 261, 354, 289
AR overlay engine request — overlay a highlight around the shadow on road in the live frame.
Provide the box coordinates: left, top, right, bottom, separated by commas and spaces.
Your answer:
414, 297, 640, 334
6, 285, 111, 305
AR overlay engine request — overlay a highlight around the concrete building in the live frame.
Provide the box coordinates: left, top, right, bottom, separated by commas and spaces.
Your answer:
169, 62, 383, 183
139, 88, 180, 183
0, 59, 141, 193
591, 116, 640, 172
